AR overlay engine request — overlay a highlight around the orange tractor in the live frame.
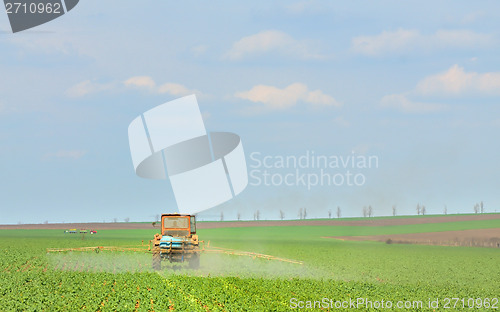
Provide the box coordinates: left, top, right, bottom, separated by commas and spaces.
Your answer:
151, 213, 201, 270
48, 213, 304, 269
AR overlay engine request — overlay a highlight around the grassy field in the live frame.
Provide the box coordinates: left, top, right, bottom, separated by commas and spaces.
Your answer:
0, 218, 499, 311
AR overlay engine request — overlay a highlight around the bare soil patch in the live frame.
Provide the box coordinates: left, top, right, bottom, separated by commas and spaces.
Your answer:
328, 228, 500, 248
198, 214, 500, 229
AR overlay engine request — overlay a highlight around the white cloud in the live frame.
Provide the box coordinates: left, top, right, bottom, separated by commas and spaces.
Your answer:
236, 83, 307, 109
352, 29, 420, 56
415, 64, 500, 96
380, 94, 447, 113
235, 83, 340, 113
44, 150, 86, 160
123, 76, 156, 90
66, 77, 202, 98
306, 89, 340, 107
123, 76, 202, 97
380, 65, 500, 113
66, 80, 113, 98
225, 30, 323, 60
352, 29, 493, 56
158, 83, 197, 97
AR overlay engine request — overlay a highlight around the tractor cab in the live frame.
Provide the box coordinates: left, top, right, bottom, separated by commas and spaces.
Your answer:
161, 214, 196, 237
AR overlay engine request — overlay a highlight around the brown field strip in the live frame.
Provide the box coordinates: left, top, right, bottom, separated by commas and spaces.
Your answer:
326, 228, 500, 248
1, 213, 499, 230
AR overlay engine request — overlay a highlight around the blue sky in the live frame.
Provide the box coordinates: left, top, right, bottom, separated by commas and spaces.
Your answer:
1, 1, 500, 223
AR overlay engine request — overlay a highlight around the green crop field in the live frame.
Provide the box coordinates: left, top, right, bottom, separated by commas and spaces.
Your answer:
0, 218, 499, 311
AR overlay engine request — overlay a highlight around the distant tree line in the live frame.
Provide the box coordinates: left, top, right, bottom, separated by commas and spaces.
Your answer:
298, 207, 307, 219
212, 200, 487, 222
473, 201, 485, 214
362, 205, 373, 217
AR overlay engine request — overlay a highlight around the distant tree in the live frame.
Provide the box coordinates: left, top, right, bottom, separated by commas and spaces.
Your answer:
43, 220, 49, 224
155, 214, 160, 222
113, 218, 117, 223
124, 217, 130, 223
362, 206, 368, 218
220, 211, 224, 222
416, 204, 421, 216
336, 206, 341, 219
253, 212, 257, 221
303, 208, 307, 219
237, 212, 241, 221
368, 205, 373, 218
298, 208, 304, 219
474, 203, 479, 214
280, 210, 285, 220
444, 205, 448, 215
392, 205, 397, 216
256, 210, 260, 221
480, 201, 484, 214
421, 206, 426, 216
328, 209, 332, 219
152, 222, 156, 227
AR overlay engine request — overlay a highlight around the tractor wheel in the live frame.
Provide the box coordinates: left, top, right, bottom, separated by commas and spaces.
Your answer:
189, 254, 200, 269
152, 246, 161, 271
